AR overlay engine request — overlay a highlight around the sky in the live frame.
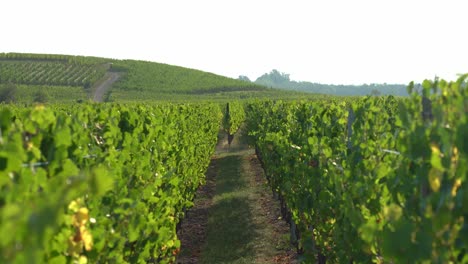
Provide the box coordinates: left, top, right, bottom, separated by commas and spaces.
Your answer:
1, 0, 467, 85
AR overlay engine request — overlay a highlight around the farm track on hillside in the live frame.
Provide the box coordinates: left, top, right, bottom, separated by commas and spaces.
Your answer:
93, 72, 120, 102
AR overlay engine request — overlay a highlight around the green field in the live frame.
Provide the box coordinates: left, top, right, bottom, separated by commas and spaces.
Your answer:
0, 52, 315, 103
1, 52, 467, 263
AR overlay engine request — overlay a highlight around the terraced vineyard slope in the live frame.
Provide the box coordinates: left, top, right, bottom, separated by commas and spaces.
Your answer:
0, 60, 107, 87
0, 53, 288, 103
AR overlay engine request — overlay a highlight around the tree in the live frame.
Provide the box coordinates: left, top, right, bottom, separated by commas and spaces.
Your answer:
255, 69, 291, 86
370, 89, 382, 96
238, 75, 251, 82
269, 69, 290, 83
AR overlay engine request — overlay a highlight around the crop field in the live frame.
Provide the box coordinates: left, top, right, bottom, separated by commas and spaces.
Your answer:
0, 53, 467, 263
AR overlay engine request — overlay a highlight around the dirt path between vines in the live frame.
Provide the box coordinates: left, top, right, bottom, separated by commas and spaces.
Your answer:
177, 132, 297, 264
92, 72, 120, 102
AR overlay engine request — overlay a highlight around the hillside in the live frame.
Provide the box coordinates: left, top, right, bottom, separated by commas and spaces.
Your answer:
0, 53, 279, 103
107, 60, 265, 101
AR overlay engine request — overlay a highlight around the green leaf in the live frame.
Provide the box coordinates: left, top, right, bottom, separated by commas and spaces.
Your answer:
307, 136, 318, 146
56, 159, 80, 178
54, 127, 72, 147
0, 109, 13, 132
48, 255, 67, 264
382, 220, 414, 260
384, 204, 402, 222
430, 144, 444, 170
89, 166, 113, 196
422, 80, 432, 97
359, 219, 378, 244
322, 147, 332, 158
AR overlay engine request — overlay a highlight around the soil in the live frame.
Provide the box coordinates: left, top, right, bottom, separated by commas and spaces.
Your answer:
247, 154, 298, 264
176, 158, 217, 264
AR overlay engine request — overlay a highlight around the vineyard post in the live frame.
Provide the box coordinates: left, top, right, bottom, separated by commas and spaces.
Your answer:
421, 96, 433, 122
347, 107, 355, 151
421, 95, 433, 197
290, 218, 298, 246
225, 103, 234, 146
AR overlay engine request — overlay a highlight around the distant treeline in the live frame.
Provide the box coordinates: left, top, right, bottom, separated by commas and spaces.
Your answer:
240, 69, 408, 96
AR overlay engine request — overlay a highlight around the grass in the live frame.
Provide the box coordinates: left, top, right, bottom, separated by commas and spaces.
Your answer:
201, 154, 256, 263
199, 132, 295, 264
15, 84, 88, 103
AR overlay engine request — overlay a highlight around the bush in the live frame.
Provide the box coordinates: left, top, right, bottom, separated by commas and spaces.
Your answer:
0, 83, 17, 103
33, 90, 49, 103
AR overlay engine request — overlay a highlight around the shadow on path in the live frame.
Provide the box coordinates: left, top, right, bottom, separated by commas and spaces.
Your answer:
177, 130, 297, 264
201, 154, 258, 263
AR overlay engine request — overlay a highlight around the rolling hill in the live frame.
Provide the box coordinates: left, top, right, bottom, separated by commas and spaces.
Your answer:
0, 53, 289, 103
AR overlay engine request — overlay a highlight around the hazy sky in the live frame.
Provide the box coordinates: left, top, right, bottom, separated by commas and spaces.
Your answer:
1, 0, 467, 84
